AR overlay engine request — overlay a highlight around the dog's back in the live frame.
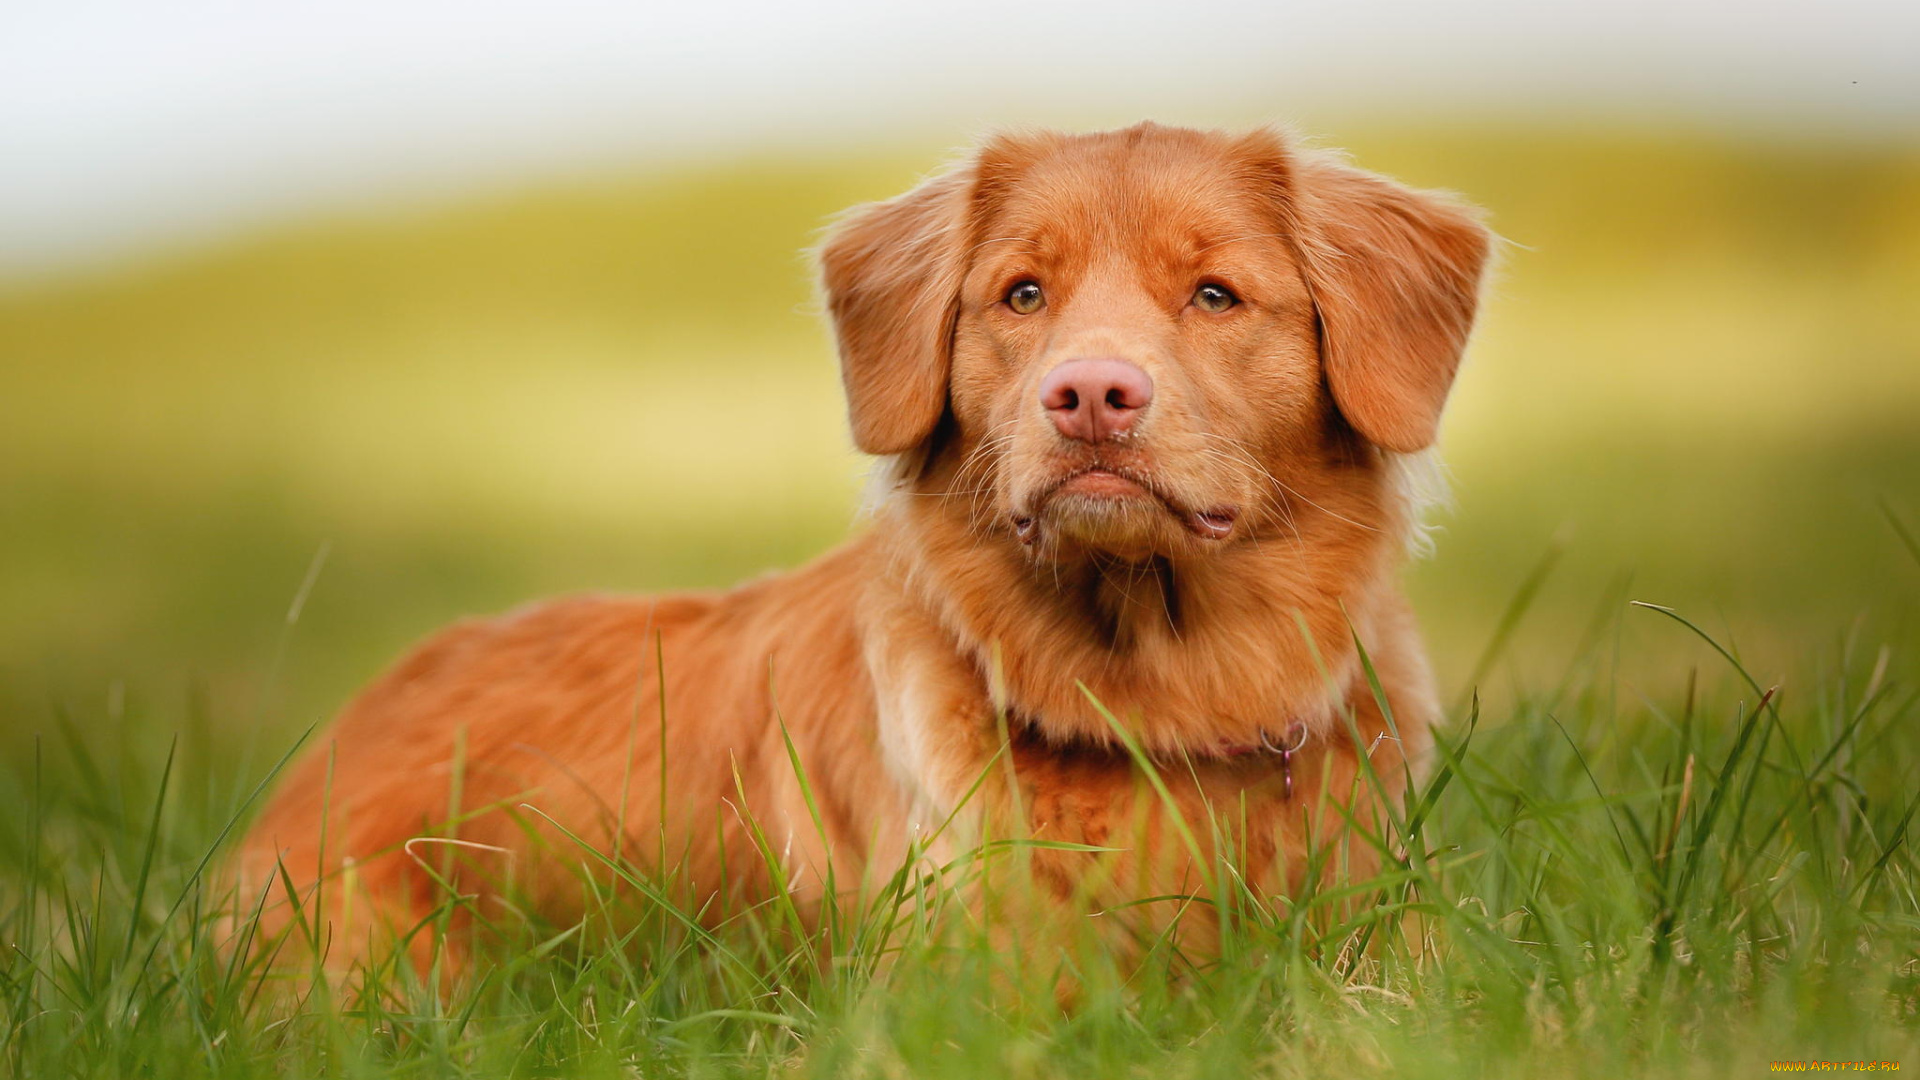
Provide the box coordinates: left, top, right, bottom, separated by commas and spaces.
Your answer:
234, 541, 894, 967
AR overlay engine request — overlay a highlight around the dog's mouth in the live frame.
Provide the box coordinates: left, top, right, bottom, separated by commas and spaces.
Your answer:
1014, 466, 1239, 547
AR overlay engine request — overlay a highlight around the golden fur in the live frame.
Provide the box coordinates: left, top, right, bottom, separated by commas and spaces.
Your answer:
234, 122, 1492, 974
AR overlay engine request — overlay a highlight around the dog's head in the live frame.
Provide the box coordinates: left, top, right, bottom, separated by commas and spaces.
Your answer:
820, 123, 1490, 562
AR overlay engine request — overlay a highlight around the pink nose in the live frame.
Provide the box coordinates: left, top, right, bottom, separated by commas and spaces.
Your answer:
1038, 358, 1154, 443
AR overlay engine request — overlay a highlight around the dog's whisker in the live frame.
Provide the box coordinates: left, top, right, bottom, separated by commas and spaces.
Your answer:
1189, 432, 1378, 539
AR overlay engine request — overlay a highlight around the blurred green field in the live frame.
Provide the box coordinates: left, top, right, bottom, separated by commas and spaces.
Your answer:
4, 125, 1918, 753
3, 122, 1920, 1078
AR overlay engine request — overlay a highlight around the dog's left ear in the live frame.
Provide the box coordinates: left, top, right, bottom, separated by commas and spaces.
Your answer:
1283, 149, 1493, 453
818, 165, 975, 456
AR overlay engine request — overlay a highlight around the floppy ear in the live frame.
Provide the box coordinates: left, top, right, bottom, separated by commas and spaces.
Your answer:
1290, 153, 1492, 453
817, 165, 975, 455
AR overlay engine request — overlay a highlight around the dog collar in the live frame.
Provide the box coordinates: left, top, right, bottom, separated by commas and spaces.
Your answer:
1219, 720, 1309, 799
1218, 719, 1308, 759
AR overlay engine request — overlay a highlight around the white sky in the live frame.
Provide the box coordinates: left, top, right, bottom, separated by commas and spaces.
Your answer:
3, 0, 1916, 277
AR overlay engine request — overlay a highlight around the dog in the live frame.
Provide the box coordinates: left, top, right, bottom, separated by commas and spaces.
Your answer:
234, 122, 1491, 977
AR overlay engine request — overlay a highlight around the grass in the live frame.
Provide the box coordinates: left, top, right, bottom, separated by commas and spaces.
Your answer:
3, 122, 1920, 1075
3, 555, 1919, 1077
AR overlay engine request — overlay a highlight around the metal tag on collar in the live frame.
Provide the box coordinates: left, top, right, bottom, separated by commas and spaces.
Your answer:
1260, 720, 1310, 800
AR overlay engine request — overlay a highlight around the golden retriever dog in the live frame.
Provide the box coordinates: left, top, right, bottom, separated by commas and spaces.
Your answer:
234, 121, 1491, 977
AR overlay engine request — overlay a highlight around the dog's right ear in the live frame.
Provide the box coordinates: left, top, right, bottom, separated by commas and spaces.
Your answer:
818, 165, 975, 456
1287, 151, 1491, 454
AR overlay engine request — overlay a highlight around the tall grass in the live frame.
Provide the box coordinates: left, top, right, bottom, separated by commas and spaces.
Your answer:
4, 569, 1917, 1077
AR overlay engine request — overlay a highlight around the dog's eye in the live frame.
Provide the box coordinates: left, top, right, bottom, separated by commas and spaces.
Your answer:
1006, 281, 1045, 315
1192, 283, 1239, 313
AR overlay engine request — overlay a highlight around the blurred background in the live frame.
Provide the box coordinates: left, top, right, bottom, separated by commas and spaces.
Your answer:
3, 1, 1918, 764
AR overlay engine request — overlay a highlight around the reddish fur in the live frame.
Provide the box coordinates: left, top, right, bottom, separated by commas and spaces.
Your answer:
233, 123, 1491, 974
